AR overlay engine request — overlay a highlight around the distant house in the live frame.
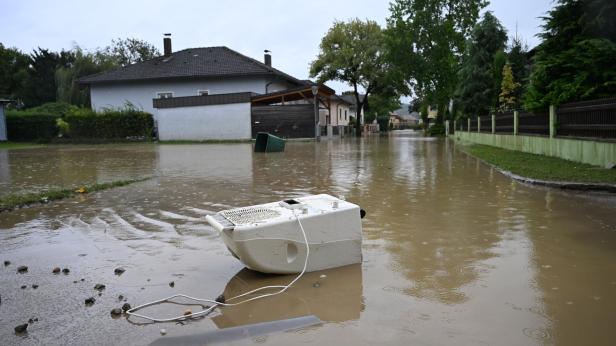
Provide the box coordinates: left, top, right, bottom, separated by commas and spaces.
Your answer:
339, 94, 365, 125
389, 104, 419, 129
79, 35, 351, 140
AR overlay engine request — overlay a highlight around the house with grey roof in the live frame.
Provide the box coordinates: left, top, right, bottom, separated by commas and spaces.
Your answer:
79, 35, 303, 116
79, 35, 351, 140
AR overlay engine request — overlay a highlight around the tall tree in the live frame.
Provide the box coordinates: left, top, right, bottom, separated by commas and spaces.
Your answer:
386, 0, 487, 123
310, 19, 392, 136
22, 48, 74, 107
0, 43, 30, 101
454, 12, 508, 117
524, 0, 616, 110
55, 45, 118, 106
104, 38, 160, 67
506, 36, 529, 108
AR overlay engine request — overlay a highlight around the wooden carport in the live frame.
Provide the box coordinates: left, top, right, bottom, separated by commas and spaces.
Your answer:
251, 84, 335, 139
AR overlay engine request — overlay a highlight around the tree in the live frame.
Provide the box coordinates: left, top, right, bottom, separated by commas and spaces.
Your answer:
454, 12, 508, 117
309, 19, 391, 136
499, 63, 520, 112
386, 0, 487, 124
21, 48, 74, 107
506, 36, 529, 108
364, 92, 401, 123
104, 38, 160, 67
524, 0, 616, 110
0, 43, 30, 101
55, 46, 117, 106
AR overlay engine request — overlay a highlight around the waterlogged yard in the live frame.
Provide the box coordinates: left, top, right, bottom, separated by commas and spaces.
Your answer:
1, 132, 616, 345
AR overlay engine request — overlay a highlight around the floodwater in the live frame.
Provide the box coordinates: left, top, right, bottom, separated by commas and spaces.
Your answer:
1, 131, 615, 345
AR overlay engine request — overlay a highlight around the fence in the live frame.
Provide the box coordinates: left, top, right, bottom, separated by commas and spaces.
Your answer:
452, 98, 616, 168
455, 98, 616, 141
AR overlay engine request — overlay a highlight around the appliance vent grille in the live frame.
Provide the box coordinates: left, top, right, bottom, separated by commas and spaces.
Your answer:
220, 207, 281, 225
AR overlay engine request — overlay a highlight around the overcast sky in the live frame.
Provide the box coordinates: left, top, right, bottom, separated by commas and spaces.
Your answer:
2, 0, 553, 98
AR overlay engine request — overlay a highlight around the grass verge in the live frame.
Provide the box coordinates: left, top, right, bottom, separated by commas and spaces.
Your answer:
0, 177, 151, 213
461, 144, 616, 184
0, 142, 44, 150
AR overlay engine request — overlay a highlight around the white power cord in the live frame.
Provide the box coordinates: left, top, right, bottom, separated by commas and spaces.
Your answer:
126, 210, 310, 322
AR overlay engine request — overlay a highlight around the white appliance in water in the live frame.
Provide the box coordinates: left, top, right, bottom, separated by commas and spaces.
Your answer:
205, 194, 363, 274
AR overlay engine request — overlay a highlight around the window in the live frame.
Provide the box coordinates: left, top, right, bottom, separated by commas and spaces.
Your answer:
157, 92, 173, 99
198, 90, 209, 96
339, 109, 342, 119
345, 110, 348, 120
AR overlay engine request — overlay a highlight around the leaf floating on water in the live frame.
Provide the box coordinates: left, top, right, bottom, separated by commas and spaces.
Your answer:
75, 187, 87, 194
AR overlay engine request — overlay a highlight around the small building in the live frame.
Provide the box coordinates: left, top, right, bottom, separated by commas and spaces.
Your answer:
0, 99, 10, 141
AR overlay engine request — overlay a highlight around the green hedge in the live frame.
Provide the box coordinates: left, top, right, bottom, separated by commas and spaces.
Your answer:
65, 108, 154, 139
5, 102, 154, 142
377, 116, 390, 132
6, 111, 60, 141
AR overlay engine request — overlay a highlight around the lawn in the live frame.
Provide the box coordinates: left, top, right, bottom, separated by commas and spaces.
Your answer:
0, 142, 44, 150
462, 144, 616, 184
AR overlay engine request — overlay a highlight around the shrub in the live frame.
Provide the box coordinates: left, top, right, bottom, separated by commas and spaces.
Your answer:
376, 116, 390, 132
65, 108, 154, 140
6, 110, 60, 141
427, 122, 446, 136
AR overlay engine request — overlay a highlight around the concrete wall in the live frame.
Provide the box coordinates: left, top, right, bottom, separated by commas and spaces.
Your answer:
90, 76, 293, 117
0, 106, 6, 141
156, 102, 251, 140
455, 131, 616, 168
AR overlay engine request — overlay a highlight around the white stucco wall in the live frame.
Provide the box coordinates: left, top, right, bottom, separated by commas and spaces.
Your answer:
90, 76, 295, 117
156, 102, 251, 140
0, 106, 7, 141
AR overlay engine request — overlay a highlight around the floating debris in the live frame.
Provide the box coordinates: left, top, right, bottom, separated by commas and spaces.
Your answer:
62, 268, 70, 274
32, 284, 39, 289
114, 267, 126, 275
110, 308, 123, 316
122, 303, 131, 312
17, 265, 28, 273
118, 295, 124, 301
215, 294, 225, 304
183, 309, 192, 316
4, 260, 10, 266
94, 284, 106, 291
169, 281, 175, 287
14, 323, 28, 333
85, 297, 96, 305
20, 285, 27, 289
52, 267, 61, 274
160, 328, 167, 336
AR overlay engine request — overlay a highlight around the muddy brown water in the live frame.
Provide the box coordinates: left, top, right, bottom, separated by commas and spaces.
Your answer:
1, 131, 615, 345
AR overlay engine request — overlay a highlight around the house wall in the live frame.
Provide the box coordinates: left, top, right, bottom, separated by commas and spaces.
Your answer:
90, 76, 294, 117
318, 100, 350, 126
0, 105, 6, 141
156, 102, 252, 140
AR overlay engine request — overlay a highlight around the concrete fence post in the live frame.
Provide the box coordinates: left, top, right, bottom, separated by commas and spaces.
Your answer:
549, 105, 556, 138
477, 116, 481, 133
445, 120, 450, 137
513, 110, 519, 135
467, 118, 471, 132
491, 114, 495, 134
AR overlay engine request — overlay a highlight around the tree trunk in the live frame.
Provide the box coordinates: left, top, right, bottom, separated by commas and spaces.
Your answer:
353, 84, 363, 137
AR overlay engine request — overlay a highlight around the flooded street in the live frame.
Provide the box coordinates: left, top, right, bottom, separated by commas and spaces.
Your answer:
1, 131, 616, 345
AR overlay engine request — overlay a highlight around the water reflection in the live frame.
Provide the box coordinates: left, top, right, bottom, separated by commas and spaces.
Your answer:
212, 264, 363, 328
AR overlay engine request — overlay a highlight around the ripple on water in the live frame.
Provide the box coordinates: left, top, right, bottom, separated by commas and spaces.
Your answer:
522, 327, 551, 341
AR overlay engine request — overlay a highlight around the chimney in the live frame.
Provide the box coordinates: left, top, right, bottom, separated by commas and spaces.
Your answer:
163, 33, 172, 57
264, 50, 271, 67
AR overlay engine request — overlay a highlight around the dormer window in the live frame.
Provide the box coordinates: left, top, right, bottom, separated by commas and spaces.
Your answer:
198, 90, 209, 96
157, 92, 173, 99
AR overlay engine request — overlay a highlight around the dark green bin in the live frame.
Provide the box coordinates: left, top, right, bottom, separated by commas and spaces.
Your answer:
254, 132, 285, 152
